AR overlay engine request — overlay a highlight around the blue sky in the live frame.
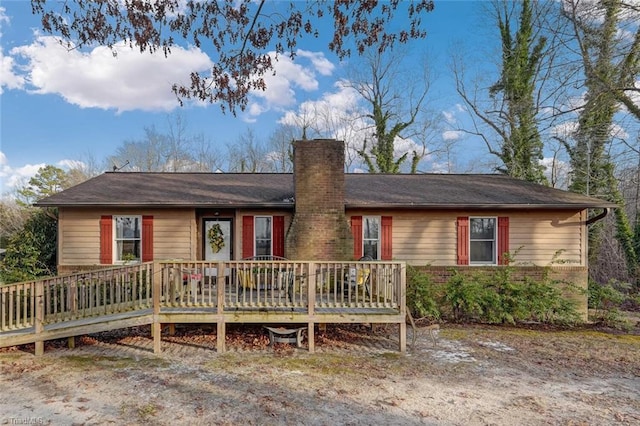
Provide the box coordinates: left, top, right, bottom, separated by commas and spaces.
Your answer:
1, 1, 499, 194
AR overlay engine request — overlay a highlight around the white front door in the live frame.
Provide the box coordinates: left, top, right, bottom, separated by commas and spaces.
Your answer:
204, 219, 232, 261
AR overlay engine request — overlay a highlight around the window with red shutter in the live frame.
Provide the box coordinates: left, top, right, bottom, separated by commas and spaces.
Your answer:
273, 216, 285, 257
351, 216, 363, 259
142, 215, 153, 262
242, 216, 254, 258
242, 215, 285, 258
381, 216, 392, 260
100, 216, 112, 264
460, 216, 509, 265
497, 216, 509, 265
457, 217, 469, 265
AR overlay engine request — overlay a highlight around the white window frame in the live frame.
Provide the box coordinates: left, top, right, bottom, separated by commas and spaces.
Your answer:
362, 216, 381, 260
254, 216, 273, 257
469, 217, 497, 265
113, 215, 142, 264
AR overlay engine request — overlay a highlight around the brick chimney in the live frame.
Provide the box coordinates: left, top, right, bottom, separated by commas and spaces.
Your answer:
285, 139, 353, 260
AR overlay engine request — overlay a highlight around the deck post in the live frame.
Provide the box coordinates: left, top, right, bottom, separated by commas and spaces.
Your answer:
34, 281, 44, 356
398, 262, 407, 353
216, 262, 225, 353
307, 263, 316, 352
152, 262, 162, 354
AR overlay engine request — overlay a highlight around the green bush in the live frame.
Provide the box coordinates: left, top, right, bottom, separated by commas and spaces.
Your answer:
443, 270, 487, 322
406, 265, 440, 320
407, 259, 583, 326
588, 279, 631, 329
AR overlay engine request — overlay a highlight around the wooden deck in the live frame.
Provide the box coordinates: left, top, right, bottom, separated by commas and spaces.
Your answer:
0, 260, 406, 355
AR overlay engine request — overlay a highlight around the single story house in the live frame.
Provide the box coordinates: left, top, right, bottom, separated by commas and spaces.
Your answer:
37, 139, 616, 315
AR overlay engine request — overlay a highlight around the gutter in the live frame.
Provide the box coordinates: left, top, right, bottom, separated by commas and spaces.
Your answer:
586, 208, 610, 225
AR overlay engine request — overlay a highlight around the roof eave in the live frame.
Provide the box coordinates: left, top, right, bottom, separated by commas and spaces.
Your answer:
344, 203, 618, 210
37, 202, 296, 209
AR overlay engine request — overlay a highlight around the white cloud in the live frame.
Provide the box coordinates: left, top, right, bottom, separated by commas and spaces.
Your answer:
610, 123, 630, 140
442, 111, 455, 124
9, 36, 213, 112
442, 130, 464, 141
551, 121, 579, 140
296, 50, 335, 76
540, 156, 570, 189
0, 152, 87, 195
0, 6, 8, 26
0, 47, 24, 94
429, 161, 453, 174
0, 153, 45, 194
442, 104, 466, 124
623, 79, 640, 115
244, 50, 335, 121
278, 80, 362, 131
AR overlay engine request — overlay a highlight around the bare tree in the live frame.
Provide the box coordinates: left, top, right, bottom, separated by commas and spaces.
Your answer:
108, 126, 168, 172
346, 48, 434, 173
165, 114, 197, 172
453, 0, 558, 183
107, 114, 223, 172
0, 197, 30, 246
191, 133, 224, 172
226, 128, 269, 172
265, 124, 299, 173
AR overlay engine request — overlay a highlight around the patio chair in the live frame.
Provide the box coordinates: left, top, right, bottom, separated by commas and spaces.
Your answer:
239, 255, 293, 300
344, 256, 372, 300
241, 255, 288, 261
236, 268, 255, 290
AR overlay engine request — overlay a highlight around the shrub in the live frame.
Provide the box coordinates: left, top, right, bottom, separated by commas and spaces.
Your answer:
443, 270, 487, 322
406, 265, 440, 320
442, 262, 581, 325
588, 279, 632, 329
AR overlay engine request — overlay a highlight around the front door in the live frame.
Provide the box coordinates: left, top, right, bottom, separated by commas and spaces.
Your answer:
203, 218, 232, 261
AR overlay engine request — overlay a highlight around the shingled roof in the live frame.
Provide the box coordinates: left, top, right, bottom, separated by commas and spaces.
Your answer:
36, 172, 616, 210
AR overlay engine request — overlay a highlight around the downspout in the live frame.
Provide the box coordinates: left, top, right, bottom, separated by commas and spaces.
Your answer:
586, 208, 610, 226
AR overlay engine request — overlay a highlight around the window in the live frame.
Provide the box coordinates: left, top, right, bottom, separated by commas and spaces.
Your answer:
254, 216, 272, 256
363, 216, 380, 260
242, 215, 285, 258
350, 216, 392, 260
114, 216, 141, 262
469, 217, 496, 264
100, 215, 152, 264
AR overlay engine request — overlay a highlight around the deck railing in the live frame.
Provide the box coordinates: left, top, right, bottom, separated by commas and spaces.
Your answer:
1, 260, 406, 354
1, 260, 404, 332
156, 260, 404, 310
1, 263, 153, 333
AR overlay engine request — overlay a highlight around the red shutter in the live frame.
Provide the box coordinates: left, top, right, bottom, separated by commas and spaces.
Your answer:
457, 217, 469, 265
497, 216, 509, 265
242, 216, 254, 258
381, 216, 393, 260
351, 216, 363, 259
100, 216, 113, 264
142, 215, 154, 262
273, 216, 285, 257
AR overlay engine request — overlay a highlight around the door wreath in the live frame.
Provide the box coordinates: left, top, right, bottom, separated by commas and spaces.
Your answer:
207, 223, 225, 253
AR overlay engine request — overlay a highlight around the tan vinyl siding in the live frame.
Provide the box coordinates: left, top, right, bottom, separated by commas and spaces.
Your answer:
391, 212, 457, 265
58, 208, 195, 267
350, 209, 586, 267
58, 209, 101, 265
509, 211, 583, 265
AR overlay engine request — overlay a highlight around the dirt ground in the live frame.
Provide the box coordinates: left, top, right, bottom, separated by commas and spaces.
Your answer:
1, 322, 639, 426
